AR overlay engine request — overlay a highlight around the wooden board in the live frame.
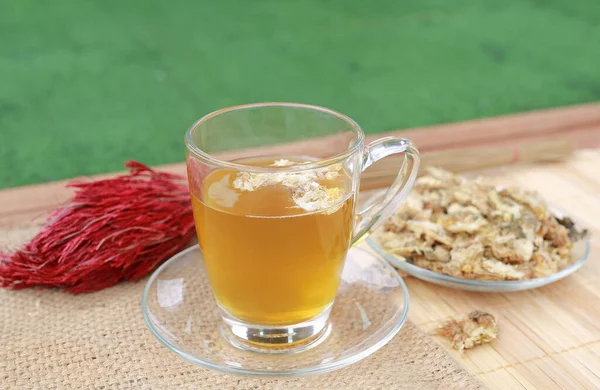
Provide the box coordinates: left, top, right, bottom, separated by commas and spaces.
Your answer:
2, 103, 600, 220
1, 104, 600, 388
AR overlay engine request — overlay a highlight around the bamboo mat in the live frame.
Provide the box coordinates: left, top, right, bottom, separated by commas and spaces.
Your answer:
401, 149, 600, 389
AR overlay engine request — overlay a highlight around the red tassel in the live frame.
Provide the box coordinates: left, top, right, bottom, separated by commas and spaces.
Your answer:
0, 161, 196, 293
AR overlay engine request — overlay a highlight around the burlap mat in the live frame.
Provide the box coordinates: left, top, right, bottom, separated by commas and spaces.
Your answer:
0, 224, 484, 389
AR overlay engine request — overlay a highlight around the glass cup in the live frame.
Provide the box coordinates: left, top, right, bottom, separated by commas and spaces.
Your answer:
185, 103, 419, 353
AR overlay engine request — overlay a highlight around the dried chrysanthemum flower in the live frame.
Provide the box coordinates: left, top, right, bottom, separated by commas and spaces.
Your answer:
434, 311, 498, 351
373, 167, 587, 281
232, 161, 346, 213
271, 159, 296, 167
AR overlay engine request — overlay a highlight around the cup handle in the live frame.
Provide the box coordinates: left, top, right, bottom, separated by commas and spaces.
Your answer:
352, 137, 420, 244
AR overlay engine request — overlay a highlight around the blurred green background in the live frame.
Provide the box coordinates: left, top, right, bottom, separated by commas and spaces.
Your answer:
1, 0, 599, 189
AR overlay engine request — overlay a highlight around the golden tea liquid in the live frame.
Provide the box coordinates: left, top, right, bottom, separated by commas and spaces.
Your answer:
191, 157, 354, 325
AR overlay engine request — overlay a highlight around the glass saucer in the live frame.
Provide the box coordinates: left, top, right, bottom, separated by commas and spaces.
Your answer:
141, 245, 409, 377
367, 237, 590, 292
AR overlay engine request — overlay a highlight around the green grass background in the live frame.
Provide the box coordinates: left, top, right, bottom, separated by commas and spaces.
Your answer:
1, 0, 599, 189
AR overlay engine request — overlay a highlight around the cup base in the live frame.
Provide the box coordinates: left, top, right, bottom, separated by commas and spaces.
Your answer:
219, 305, 332, 355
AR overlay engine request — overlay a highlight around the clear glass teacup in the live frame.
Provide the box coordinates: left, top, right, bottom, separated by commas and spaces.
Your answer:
185, 103, 419, 353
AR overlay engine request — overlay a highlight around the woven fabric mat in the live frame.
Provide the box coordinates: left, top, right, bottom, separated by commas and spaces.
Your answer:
0, 225, 484, 389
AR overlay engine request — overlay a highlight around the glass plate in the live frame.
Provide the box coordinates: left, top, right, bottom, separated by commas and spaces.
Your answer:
363, 191, 591, 292
142, 245, 409, 377
367, 237, 590, 292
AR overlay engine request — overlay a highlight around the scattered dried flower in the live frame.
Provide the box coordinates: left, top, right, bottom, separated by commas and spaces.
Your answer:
434, 310, 498, 351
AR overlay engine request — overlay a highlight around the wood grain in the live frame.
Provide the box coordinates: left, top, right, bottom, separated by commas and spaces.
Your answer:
360, 136, 575, 190
2, 103, 599, 218
375, 102, 600, 152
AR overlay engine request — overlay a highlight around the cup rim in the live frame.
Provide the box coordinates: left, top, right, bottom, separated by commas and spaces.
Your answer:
185, 102, 365, 172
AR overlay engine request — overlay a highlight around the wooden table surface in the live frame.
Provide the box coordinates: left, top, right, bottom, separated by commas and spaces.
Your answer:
1, 108, 599, 389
